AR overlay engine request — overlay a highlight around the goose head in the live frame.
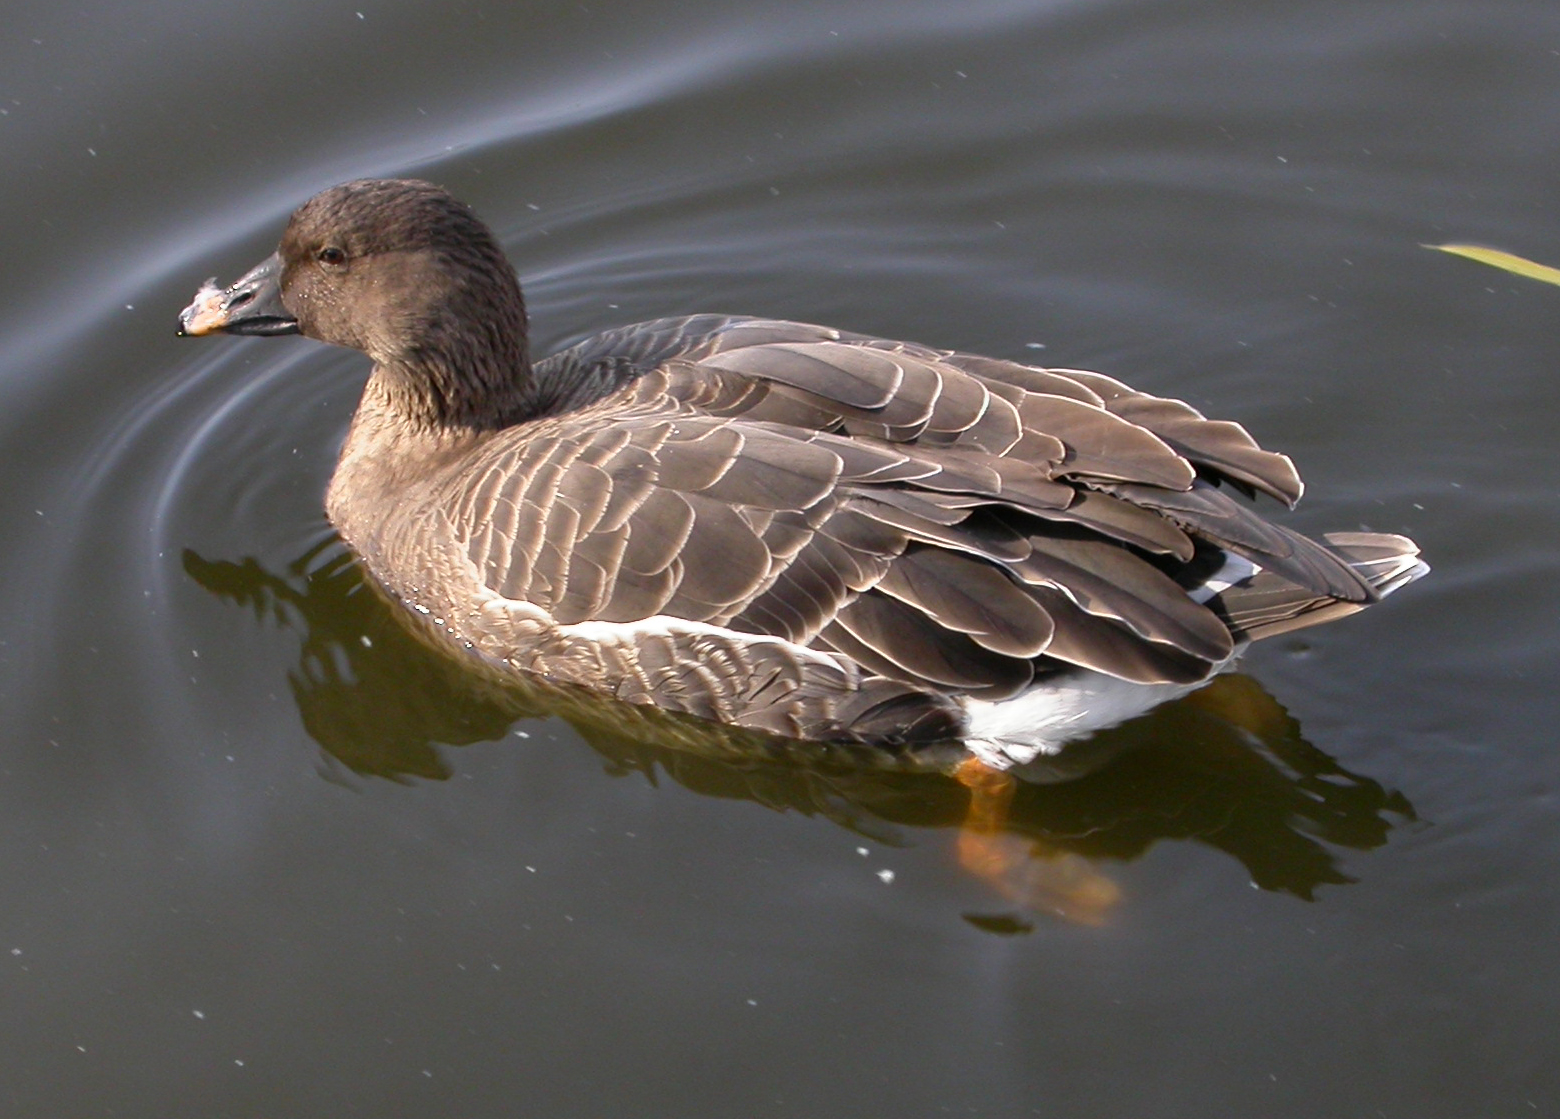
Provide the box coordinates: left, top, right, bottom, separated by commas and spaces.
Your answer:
179, 178, 534, 428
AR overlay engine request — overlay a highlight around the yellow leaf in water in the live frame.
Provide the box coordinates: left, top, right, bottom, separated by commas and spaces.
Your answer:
1425, 243, 1560, 287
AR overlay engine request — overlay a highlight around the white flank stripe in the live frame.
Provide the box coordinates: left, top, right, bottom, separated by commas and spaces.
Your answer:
556, 614, 848, 671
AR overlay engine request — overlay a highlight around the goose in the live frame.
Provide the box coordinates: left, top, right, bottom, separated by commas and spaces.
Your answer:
178, 178, 1426, 786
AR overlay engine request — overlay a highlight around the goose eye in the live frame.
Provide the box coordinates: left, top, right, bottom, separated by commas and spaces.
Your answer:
317, 246, 347, 266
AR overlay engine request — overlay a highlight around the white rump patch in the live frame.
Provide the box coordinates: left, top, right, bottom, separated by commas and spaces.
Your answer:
962, 652, 1241, 770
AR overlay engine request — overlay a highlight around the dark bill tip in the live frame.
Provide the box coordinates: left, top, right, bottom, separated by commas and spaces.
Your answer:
177, 252, 300, 337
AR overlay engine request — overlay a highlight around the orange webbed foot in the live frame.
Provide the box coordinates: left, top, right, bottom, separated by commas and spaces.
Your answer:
953, 757, 1121, 926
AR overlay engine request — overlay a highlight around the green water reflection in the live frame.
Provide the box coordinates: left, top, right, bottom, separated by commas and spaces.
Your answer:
185, 540, 1414, 913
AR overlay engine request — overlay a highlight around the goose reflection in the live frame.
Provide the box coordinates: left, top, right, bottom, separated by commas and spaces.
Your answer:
184, 538, 1414, 927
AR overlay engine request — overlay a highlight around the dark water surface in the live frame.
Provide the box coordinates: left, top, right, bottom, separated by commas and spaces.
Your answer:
2, 0, 1557, 1115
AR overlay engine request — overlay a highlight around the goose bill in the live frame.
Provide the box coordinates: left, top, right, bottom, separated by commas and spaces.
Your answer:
177, 252, 299, 337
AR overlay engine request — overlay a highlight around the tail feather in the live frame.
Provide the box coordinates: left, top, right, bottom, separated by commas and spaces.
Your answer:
1322, 532, 1430, 597
1211, 531, 1427, 642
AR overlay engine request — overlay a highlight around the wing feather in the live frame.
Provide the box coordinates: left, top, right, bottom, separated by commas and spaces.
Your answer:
1049, 367, 1304, 505
832, 591, 1035, 699
436, 316, 1392, 731
1100, 480, 1374, 601
699, 342, 905, 410
621, 489, 695, 576
1016, 394, 1196, 489
875, 548, 1056, 658
1009, 529, 1235, 662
